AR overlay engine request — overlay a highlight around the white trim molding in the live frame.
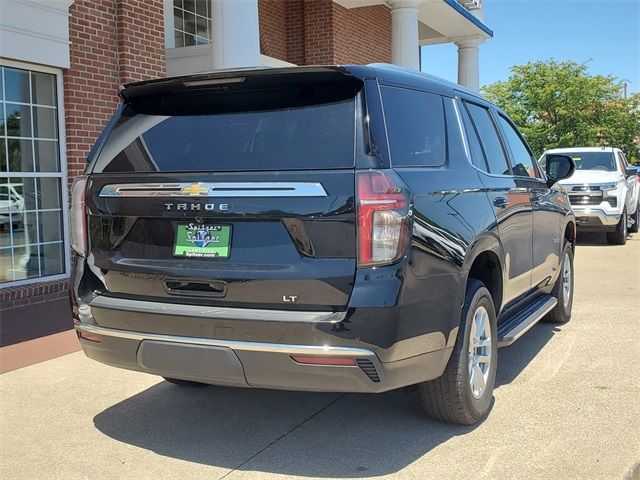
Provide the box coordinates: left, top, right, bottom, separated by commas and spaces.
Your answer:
0, 0, 74, 69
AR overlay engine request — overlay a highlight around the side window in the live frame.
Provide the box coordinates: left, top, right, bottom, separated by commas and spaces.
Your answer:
381, 87, 446, 167
497, 114, 539, 178
464, 102, 510, 175
459, 102, 488, 171
619, 152, 629, 169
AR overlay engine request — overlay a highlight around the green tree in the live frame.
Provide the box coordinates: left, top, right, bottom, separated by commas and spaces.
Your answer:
482, 60, 640, 163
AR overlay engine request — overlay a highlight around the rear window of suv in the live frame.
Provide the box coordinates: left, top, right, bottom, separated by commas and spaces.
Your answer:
93, 100, 356, 173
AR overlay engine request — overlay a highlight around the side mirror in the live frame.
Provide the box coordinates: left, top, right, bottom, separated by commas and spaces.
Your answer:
545, 154, 575, 188
624, 166, 638, 177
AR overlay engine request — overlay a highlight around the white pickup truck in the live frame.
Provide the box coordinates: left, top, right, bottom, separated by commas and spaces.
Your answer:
541, 147, 640, 245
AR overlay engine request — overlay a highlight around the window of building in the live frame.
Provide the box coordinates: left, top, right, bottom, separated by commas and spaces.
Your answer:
0, 65, 66, 286
497, 114, 539, 178
464, 102, 510, 175
173, 0, 212, 47
381, 87, 446, 167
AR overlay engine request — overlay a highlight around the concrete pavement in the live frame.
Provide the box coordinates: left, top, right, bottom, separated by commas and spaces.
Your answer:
1, 233, 639, 480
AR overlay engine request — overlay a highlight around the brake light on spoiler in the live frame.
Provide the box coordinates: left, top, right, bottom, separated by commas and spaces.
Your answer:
357, 170, 411, 267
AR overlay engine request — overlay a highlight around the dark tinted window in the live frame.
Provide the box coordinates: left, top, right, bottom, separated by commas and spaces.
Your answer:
464, 102, 509, 175
443, 98, 466, 163
95, 100, 356, 172
382, 87, 445, 167
497, 115, 538, 178
459, 102, 487, 170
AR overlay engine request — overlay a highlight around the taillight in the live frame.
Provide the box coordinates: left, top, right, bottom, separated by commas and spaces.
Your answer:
70, 176, 88, 256
357, 170, 410, 267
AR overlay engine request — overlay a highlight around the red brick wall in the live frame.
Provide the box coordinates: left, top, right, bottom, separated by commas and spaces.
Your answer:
115, 0, 165, 85
332, 4, 391, 65
272, 0, 392, 66
285, 0, 305, 65
303, 0, 335, 64
0, 280, 69, 312
258, 0, 287, 61
64, 0, 165, 181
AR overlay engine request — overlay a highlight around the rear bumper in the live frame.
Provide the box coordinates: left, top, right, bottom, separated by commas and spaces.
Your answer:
76, 323, 451, 393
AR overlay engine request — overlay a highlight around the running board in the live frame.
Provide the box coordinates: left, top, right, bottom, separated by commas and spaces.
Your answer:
497, 296, 557, 347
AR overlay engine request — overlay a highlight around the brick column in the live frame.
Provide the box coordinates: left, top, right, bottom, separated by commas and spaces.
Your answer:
115, 0, 165, 85
64, 0, 166, 181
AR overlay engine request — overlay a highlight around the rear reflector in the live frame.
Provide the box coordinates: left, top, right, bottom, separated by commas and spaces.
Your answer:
70, 176, 88, 257
290, 355, 357, 366
357, 170, 410, 267
77, 330, 101, 343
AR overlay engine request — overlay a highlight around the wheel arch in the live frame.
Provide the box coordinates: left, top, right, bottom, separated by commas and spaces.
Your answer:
460, 234, 505, 317
564, 220, 576, 250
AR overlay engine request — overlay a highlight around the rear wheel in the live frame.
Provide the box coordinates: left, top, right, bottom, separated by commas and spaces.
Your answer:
163, 377, 207, 387
544, 242, 574, 324
607, 209, 628, 245
630, 205, 639, 234
418, 279, 497, 425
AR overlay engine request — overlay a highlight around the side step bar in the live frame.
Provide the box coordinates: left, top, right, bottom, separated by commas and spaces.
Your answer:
497, 295, 557, 347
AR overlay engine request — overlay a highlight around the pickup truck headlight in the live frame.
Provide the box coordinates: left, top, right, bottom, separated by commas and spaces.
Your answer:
596, 182, 618, 198
596, 182, 617, 191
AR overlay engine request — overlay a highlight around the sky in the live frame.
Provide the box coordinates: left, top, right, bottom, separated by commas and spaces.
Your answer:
420, 0, 640, 93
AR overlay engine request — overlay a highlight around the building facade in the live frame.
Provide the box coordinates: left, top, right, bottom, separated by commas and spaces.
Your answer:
0, 0, 492, 345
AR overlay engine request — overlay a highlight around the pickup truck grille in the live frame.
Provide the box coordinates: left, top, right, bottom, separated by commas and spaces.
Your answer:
567, 194, 616, 207
565, 185, 616, 208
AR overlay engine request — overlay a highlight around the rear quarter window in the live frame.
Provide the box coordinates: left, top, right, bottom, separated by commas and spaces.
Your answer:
381, 87, 446, 167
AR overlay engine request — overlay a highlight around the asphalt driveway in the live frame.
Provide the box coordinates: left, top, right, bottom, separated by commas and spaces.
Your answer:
1, 233, 639, 480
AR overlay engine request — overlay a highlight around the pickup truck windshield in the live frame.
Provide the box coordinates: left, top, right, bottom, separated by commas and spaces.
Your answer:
561, 151, 616, 172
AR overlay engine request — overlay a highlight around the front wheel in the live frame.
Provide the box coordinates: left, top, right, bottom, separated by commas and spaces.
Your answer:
418, 279, 497, 425
544, 242, 574, 324
606, 209, 627, 245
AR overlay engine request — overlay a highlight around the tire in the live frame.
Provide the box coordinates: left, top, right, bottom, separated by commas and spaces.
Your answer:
544, 242, 574, 324
418, 279, 497, 425
163, 377, 208, 387
606, 208, 627, 245
630, 205, 639, 234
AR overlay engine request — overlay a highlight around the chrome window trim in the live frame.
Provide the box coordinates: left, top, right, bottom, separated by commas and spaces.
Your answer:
89, 295, 346, 323
76, 323, 375, 357
99, 182, 328, 198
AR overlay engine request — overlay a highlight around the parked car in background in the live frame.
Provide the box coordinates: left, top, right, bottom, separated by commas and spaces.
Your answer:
0, 183, 24, 229
540, 147, 640, 244
71, 64, 577, 425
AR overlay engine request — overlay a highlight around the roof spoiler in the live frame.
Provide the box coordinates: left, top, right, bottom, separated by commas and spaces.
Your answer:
118, 66, 365, 116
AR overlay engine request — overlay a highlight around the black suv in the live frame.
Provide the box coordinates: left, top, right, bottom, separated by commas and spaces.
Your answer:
70, 64, 576, 425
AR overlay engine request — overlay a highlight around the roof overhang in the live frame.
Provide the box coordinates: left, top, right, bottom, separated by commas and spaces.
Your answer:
418, 0, 493, 45
333, 0, 493, 45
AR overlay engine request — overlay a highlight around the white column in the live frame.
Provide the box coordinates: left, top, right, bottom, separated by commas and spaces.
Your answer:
163, 0, 175, 49
456, 39, 481, 91
456, 2, 485, 92
389, 0, 420, 70
211, 0, 260, 69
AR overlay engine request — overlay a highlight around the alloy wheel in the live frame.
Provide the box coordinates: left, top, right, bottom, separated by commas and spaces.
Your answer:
562, 252, 572, 309
468, 306, 492, 399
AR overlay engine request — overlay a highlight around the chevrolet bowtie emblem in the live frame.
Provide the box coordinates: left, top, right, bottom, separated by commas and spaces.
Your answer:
181, 184, 209, 196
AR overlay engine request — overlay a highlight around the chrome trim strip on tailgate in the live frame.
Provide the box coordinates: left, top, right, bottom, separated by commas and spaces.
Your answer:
99, 182, 327, 198
89, 296, 346, 323
76, 324, 374, 357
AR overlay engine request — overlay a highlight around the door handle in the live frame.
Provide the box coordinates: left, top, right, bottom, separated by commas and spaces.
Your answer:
493, 196, 508, 208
